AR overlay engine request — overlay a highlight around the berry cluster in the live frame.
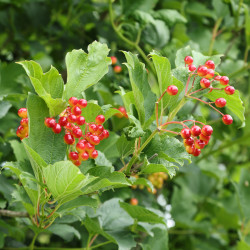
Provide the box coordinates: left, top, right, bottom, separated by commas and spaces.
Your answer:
148, 172, 168, 193
44, 97, 109, 166
181, 123, 213, 157
111, 56, 122, 73
184, 56, 235, 125
115, 106, 128, 118
16, 108, 29, 140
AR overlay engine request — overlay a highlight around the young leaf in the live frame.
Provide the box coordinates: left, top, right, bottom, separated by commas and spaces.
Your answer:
17, 61, 66, 117
63, 41, 111, 100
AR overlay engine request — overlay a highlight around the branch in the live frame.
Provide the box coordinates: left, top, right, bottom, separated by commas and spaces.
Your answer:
0, 209, 29, 218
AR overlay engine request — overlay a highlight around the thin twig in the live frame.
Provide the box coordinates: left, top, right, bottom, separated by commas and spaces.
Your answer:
0, 210, 29, 218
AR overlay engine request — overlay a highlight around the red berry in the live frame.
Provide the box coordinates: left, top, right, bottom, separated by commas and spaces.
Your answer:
78, 99, 87, 108
79, 139, 87, 144
197, 66, 208, 77
95, 115, 105, 125
215, 98, 226, 108
220, 76, 229, 85
52, 123, 62, 134
195, 139, 205, 149
205, 60, 215, 70
20, 118, 29, 127
191, 125, 201, 136
188, 64, 196, 72
114, 65, 122, 73
65, 122, 73, 131
68, 114, 77, 123
102, 130, 109, 139
116, 106, 128, 118
199, 133, 211, 142
80, 151, 89, 161
183, 137, 194, 146
180, 128, 191, 139
224, 86, 235, 95
68, 97, 78, 107
76, 142, 86, 153
73, 159, 81, 167
59, 117, 68, 127
200, 78, 211, 88
72, 106, 82, 116
184, 56, 193, 65
192, 148, 201, 157
69, 151, 79, 161
214, 75, 221, 81
167, 85, 178, 96
96, 125, 104, 135
72, 127, 82, 138
89, 150, 98, 159
201, 125, 213, 136
205, 69, 214, 79
130, 198, 138, 206
85, 142, 95, 153
89, 124, 98, 134
186, 145, 195, 154
76, 116, 85, 125
18, 108, 28, 118
111, 56, 117, 65
44, 118, 56, 128
89, 135, 100, 145
64, 133, 75, 145
222, 114, 233, 125
16, 125, 25, 136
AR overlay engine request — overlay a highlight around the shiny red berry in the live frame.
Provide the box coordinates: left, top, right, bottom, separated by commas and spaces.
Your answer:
188, 64, 196, 72
195, 139, 205, 149
184, 137, 194, 146
72, 127, 82, 138
72, 106, 82, 116
191, 125, 201, 136
222, 114, 233, 125
76, 142, 86, 153
68, 97, 78, 107
78, 99, 87, 108
224, 86, 235, 95
215, 98, 226, 108
116, 106, 128, 118
114, 65, 122, 73
96, 125, 104, 135
64, 133, 75, 145
52, 123, 62, 134
197, 66, 208, 77
20, 118, 28, 127
89, 150, 98, 159
59, 117, 68, 127
199, 133, 211, 142
89, 124, 98, 134
76, 116, 85, 125
80, 151, 89, 161
102, 130, 109, 139
192, 148, 201, 157
180, 128, 191, 139
111, 56, 117, 65
69, 152, 79, 161
201, 125, 213, 136
186, 145, 194, 154
184, 56, 193, 65
214, 75, 221, 81
95, 115, 105, 125
18, 108, 28, 118
205, 69, 214, 79
167, 85, 178, 96
44, 118, 56, 128
89, 135, 100, 146
200, 78, 211, 88
73, 159, 81, 167
68, 114, 77, 123
205, 60, 215, 69
220, 76, 229, 85
85, 142, 95, 153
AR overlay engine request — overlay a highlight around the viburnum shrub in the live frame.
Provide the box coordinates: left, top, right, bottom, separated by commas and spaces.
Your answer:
5, 42, 244, 248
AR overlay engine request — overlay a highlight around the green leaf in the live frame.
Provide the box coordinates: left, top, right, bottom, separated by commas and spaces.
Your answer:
94, 151, 112, 167
186, 2, 216, 19
9, 140, 28, 163
123, 51, 156, 126
153, 9, 187, 26
121, 0, 158, 15
0, 101, 11, 119
81, 103, 102, 123
116, 134, 135, 158
48, 224, 80, 241
237, 241, 250, 250
63, 41, 111, 100
175, 46, 192, 68
43, 161, 96, 204
205, 89, 245, 126
119, 201, 165, 224
140, 163, 170, 175
17, 61, 66, 117
26, 93, 66, 165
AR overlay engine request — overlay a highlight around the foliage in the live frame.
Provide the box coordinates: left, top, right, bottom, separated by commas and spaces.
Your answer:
0, 0, 249, 249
